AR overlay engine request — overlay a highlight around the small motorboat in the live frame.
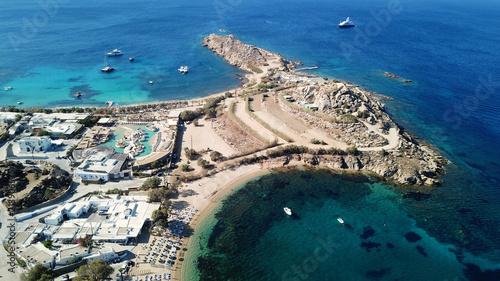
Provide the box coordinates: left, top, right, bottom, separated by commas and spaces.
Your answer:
149, 81, 154, 84
76, 92, 82, 97
129, 57, 134, 62
4, 87, 13, 91
178, 66, 189, 74
284, 207, 292, 216
337, 217, 344, 224
17, 100, 22, 104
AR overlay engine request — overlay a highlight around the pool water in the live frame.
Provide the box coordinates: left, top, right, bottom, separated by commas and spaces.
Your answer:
101, 125, 157, 158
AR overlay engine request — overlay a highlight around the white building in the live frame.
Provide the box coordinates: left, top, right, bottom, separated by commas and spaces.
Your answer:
16, 242, 58, 269
17, 136, 52, 153
84, 246, 118, 263
46, 122, 82, 137
45, 212, 64, 225
73, 154, 120, 182
88, 196, 159, 244
44, 202, 91, 225
57, 244, 90, 266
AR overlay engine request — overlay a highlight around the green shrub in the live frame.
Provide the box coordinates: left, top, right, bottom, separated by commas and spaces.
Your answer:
184, 148, 197, 160
43, 240, 53, 249
140, 176, 161, 190
210, 151, 223, 162
346, 146, 359, 156
197, 158, 209, 169
247, 61, 263, 73
357, 110, 369, 119
180, 110, 201, 121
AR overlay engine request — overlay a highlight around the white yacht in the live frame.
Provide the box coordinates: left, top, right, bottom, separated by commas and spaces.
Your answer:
337, 217, 344, 224
106, 49, 123, 56
178, 66, 189, 74
17, 101, 22, 104
284, 207, 292, 216
338, 17, 355, 28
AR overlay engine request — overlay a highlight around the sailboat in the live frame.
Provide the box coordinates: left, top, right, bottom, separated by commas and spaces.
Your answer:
101, 54, 115, 72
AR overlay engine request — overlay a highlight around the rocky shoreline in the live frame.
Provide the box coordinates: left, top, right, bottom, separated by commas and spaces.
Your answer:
202, 33, 447, 186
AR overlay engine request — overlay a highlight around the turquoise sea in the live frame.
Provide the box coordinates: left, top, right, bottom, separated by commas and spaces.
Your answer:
1, 0, 499, 280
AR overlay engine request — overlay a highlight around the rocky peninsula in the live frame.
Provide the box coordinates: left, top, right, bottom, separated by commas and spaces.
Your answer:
202, 33, 446, 186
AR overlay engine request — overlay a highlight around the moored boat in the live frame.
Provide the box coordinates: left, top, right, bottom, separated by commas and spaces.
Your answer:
106, 49, 123, 56
102, 54, 115, 72
4, 87, 13, 91
102, 64, 114, 72
284, 207, 292, 216
338, 17, 355, 28
178, 66, 188, 74
337, 217, 344, 224
129, 57, 134, 62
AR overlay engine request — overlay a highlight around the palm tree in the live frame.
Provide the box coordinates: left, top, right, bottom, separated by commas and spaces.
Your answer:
118, 268, 125, 281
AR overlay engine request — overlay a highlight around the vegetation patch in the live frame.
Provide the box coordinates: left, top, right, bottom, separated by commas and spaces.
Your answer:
247, 61, 263, 73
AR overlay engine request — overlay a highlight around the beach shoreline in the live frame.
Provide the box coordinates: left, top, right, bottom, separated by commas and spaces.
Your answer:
171, 164, 274, 280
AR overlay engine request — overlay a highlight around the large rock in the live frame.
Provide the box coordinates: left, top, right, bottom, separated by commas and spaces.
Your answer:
202, 34, 293, 72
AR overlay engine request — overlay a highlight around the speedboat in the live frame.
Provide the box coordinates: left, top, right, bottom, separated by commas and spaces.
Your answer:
338, 17, 355, 28
337, 217, 344, 224
129, 57, 135, 62
106, 49, 123, 56
178, 66, 188, 74
4, 87, 13, 91
284, 207, 292, 216
17, 101, 22, 104
76, 92, 82, 97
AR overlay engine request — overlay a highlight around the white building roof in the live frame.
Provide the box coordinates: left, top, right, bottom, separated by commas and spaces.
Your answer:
97, 118, 111, 124
168, 110, 181, 118
17, 242, 57, 266
46, 122, 81, 135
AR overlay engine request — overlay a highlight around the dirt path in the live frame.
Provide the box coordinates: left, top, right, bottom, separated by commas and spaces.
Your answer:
233, 99, 278, 143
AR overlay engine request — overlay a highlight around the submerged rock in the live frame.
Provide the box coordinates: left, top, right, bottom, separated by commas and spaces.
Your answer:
361, 241, 382, 252
416, 246, 428, 257
404, 231, 422, 243
360, 226, 376, 239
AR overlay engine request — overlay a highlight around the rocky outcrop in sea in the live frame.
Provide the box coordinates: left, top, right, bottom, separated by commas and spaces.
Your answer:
202, 34, 447, 186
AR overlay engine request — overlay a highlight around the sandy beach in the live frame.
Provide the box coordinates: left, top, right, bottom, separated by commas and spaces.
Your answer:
171, 163, 275, 280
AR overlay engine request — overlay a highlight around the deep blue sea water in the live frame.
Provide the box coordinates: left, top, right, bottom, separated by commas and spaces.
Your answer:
1, 0, 500, 279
